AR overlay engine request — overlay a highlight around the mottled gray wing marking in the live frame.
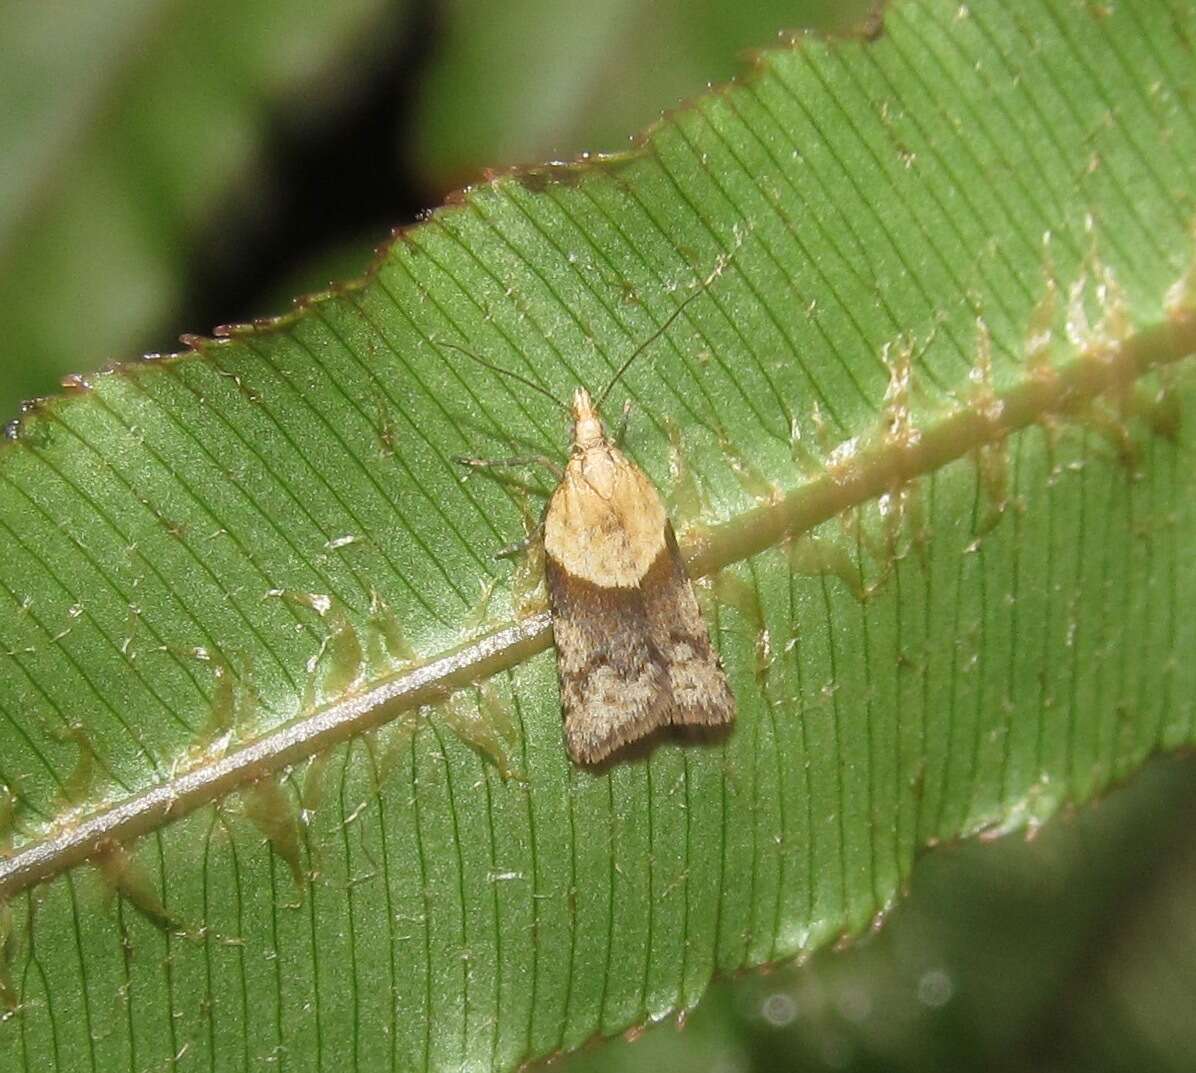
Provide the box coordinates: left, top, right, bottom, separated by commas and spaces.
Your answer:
546, 523, 734, 764
643, 524, 735, 727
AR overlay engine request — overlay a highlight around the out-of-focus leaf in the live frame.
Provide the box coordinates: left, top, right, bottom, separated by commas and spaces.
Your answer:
412, 0, 873, 189
0, 0, 401, 420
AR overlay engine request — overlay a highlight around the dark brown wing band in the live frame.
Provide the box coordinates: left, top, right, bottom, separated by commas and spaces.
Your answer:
546, 524, 734, 764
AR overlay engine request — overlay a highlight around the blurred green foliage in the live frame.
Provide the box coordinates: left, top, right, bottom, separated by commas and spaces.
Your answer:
411, 0, 867, 189
0, 0, 399, 422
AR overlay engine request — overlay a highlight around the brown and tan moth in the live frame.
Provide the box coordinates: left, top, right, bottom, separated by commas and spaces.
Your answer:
445, 280, 736, 764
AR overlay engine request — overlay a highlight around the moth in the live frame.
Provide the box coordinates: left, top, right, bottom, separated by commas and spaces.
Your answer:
446, 283, 736, 764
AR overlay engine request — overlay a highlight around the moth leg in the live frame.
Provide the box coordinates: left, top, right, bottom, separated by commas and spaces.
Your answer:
455, 455, 555, 558
493, 521, 544, 560
454, 454, 564, 481
613, 400, 632, 447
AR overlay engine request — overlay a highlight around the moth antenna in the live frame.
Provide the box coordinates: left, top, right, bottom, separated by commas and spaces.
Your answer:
596, 252, 733, 409
435, 339, 570, 413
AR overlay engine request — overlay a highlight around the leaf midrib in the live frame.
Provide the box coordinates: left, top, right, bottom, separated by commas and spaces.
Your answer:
2, 310, 1192, 900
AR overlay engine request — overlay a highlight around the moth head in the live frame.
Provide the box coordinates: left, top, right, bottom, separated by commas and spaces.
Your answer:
570, 387, 606, 452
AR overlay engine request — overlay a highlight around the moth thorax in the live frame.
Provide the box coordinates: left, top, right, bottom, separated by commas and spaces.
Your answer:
570, 387, 606, 451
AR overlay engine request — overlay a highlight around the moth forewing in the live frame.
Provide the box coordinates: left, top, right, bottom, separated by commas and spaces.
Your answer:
542, 387, 735, 764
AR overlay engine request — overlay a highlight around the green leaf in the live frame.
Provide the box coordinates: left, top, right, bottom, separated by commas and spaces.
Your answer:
0, 0, 400, 420
564, 755, 1196, 1072
1, 2, 1195, 1072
